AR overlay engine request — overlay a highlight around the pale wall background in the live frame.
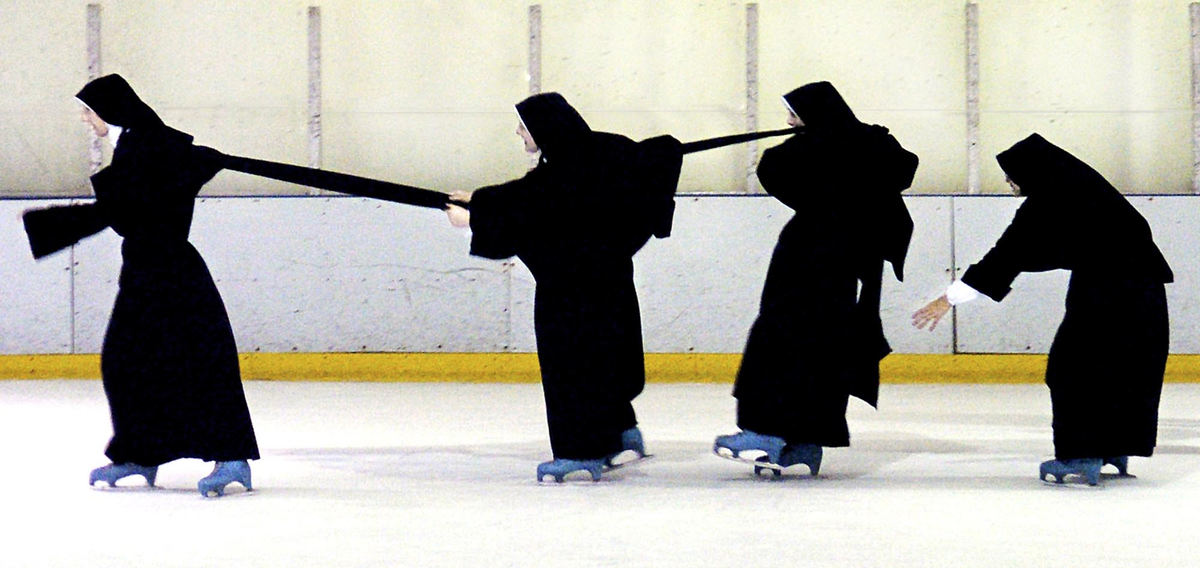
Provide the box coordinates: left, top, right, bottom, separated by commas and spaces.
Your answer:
0, 1, 1195, 197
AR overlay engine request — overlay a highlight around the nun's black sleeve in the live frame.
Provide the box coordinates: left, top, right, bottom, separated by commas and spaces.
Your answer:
179, 145, 226, 193
22, 202, 110, 259
467, 175, 538, 260
960, 198, 1070, 301
756, 138, 818, 211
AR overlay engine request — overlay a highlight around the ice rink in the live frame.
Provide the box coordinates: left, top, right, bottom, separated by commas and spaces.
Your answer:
3, 379, 1199, 567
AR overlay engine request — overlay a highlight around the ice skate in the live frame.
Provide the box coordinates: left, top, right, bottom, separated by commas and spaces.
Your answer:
537, 458, 604, 483
89, 463, 158, 487
604, 427, 650, 469
198, 460, 253, 497
1039, 458, 1102, 486
751, 443, 823, 478
713, 430, 786, 467
1103, 456, 1130, 476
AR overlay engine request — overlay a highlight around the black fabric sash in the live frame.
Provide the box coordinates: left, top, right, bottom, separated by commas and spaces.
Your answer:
218, 127, 799, 209
220, 154, 457, 209
680, 127, 798, 154
22, 127, 799, 259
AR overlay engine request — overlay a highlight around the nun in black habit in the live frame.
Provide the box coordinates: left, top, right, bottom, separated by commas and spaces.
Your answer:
65, 74, 257, 496
913, 133, 1172, 485
446, 93, 662, 482
714, 82, 917, 476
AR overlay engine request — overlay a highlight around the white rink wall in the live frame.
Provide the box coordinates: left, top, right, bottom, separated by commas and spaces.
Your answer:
1, 194, 1196, 355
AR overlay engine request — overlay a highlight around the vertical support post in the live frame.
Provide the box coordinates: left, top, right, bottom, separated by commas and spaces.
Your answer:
948, 198, 960, 353
514, 4, 544, 349
965, 2, 981, 195
745, 3, 759, 193
1191, 3, 1200, 193
955, 2, 982, 351
529, 4, 542, 95
307, 6, 322, 180
86, 4, 103, 175
80, 3, 104, 354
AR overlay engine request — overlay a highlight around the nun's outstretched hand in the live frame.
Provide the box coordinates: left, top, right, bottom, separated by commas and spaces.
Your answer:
446, 189, 472, 226
446, 204, 470, 228
912, 295, 951, 331
446, 190, 472, 228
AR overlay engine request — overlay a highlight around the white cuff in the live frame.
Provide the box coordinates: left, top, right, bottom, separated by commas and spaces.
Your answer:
945, 280, 980, 306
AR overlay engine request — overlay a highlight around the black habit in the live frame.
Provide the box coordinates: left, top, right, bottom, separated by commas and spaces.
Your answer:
734, 82, 917, 447
467, 93, 669, 460
961, 133, 1172, 460
76, 75, 259, 466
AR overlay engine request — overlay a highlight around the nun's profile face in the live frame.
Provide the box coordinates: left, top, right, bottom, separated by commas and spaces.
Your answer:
786, 110, 804, 128
81, 106, 109, 137
517, 121, 538, 154
1005, 177, 1022, 196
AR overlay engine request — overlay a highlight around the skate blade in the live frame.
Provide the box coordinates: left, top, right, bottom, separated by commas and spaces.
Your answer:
714, 448, 784, 470
91, 485, 160, 492
1039, 476, 1103, 488
605, 453, 653, 472
538, 471, 602, 484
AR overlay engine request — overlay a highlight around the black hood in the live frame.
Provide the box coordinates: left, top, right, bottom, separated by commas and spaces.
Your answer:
996, 133, 1102, 198
515, 92, 591, 160
76, 74, 164, 130
782, 82, 860, 130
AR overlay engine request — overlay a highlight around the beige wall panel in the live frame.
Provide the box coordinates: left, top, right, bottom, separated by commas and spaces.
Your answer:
980, 111, 1191, 194
3, 1, 1199, 199
174, 107, 310, 195
585, 110, 747, 192
540, 1, 746, 192
0, 1, 92, 196
979, 0, 1192, 194
320, 0, 527, 188
98, 0, 310, 195
759, 0, 967, 194
323, 112, 529, 193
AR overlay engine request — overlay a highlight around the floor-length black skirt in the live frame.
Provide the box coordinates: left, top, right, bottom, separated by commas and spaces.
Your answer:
733, 221, 861, 447
101, 239, 259, 466
1046, 272, 1168, 460
534, 268, 645, 460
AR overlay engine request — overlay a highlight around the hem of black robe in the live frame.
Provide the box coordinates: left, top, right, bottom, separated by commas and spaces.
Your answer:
548, 437, 633, 461
734, 400, 850, 448
547, 412, 638, 460
1053, 448, 1154, 461
1051, 433, 1156, 461
104, 448, 261, 468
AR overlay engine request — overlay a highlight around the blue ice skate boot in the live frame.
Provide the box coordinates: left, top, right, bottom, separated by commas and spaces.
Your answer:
1039, 458, 1102, 486
198, 460, 253, 498
778, 443, 823, 476
713, 430, 787, 466
604, 427, 647, 468
89, 463, 158, 487
1103, 456, 1130, 476
537, 458, 604, 483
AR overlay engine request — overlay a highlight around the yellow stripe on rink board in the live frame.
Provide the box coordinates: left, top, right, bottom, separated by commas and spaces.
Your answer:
240, 352, 544, 383
0, 354, 102, 379
2, 353, 1200, 383
881, 354, 1050, 384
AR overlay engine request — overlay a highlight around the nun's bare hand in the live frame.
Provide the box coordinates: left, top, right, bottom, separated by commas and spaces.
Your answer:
446, 204, 470, 228
912, 295, 951, 331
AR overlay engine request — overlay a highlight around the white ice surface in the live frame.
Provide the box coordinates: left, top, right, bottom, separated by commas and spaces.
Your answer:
3, 381, 1199, 567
